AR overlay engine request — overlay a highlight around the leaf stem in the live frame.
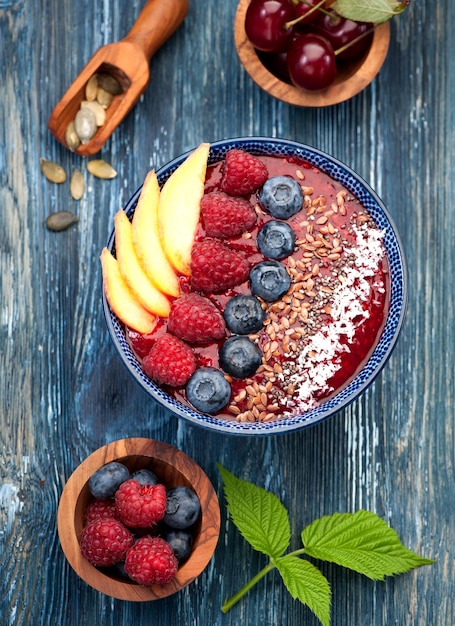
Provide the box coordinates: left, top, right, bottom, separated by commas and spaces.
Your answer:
284, 0, 331, 30
222, 548, 314, 613
221, 561, 276, 613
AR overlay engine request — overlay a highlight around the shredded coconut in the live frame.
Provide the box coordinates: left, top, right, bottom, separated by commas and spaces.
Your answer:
283, 224, 386, 414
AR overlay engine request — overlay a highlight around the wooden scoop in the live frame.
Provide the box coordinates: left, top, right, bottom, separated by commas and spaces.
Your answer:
48, 0, 188, 156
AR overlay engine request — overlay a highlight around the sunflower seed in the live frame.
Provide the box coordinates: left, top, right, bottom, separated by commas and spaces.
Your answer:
87, 159, 117, 179
74, 107, 97, 144
40, 158, 67, 183
70, 169, 85, 200
46, 211, 78, 232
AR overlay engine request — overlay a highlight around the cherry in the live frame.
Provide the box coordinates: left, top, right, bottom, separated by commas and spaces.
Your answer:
286, 33, 336, 90
245, 0, 295, 53
293, 0, 325, 25
313, 10, 373, 60
257, 49, 292, 83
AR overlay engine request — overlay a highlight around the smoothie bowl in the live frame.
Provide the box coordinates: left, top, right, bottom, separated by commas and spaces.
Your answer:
101, 138, 407, 435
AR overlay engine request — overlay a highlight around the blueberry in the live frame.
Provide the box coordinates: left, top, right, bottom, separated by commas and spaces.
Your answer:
104, 560, 131, 581
257, 220, 296, 259
163, 530, 193, 563
223, 295, 266, 335
250, 261, 291, 302
132, 468, 159, 486
163, 486, 201, 529
219, 336, 262, 379
186, 367, 231, 414
259, 176, 303, 219
88, 462, 131, 499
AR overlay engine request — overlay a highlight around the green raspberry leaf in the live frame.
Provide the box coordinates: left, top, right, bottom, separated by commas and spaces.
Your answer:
276, 555, 331, 626
301, 510, 435, 580
332, 0, 410, 24
217, 464, 290, 558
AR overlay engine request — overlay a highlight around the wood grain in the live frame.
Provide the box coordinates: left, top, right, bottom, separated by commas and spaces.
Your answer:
1, 0, 454, 624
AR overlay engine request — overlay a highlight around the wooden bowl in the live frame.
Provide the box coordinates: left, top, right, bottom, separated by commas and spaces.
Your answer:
234, 0, 390, 107
58, 438, 220, 600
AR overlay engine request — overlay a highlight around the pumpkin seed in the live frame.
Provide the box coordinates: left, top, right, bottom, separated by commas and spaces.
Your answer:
85, 74, 99, 101
65, 121, 81, 151
87, 159, 117, 179
70, 169, 85, 200
46, 211, 78, 232
96, 87, 114, 109
40, 158, 67, 183
97, 72, 123, 95
81, 100, 106, 126
74, 107, 97, 144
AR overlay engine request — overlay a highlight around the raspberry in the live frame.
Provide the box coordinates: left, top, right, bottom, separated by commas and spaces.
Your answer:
190, 239, 250, 294
142, 333, 196, 387
84, 498, 118, 525
115, 479, 167, 528
124, 536, 178, 585
79, 518, 133, 567
201, 191, 257, 238
168, 293, 226, 344
220, 149, 268, 196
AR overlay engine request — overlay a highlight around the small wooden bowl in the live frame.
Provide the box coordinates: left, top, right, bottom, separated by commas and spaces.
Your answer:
234, 0, 390, 107
58, 438, 220, 600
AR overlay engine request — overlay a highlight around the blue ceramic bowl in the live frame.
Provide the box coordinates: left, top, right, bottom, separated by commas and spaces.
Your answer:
103, 138, 407, 435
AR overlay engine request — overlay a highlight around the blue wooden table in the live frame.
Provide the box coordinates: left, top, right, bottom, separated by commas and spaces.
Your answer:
1, 1, 453, 624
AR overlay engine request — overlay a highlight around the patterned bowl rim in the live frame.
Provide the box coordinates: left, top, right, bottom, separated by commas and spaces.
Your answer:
102, 137, 408, 436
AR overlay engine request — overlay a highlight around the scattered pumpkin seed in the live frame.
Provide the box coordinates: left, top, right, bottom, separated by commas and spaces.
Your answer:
96, 86, 114, 109
97, 72, 123, 95
85, 74, 99, 101
70, 169, 85, 200
87, 159, 117, 179
40, 158, 67, 183
74, 107, 97, 144
81, 100, 106, 126
65, 121, 81, 152
46, 211, 78, 232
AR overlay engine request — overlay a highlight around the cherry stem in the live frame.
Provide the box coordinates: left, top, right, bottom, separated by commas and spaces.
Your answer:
334, 23, 377, 57
284, 0, 330, 30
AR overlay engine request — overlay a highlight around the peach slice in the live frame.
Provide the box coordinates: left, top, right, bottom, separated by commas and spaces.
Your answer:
132, 170, 180, 297
114, 210, 171, 317
100, 247, 158, 334
158, 142, 210, 275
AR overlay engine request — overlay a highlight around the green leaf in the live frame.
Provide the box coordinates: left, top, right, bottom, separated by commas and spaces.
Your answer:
301, 510, 435, 580
332, 0, 409, 24
217, 464, 291, 558
276, 555, 331, 626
